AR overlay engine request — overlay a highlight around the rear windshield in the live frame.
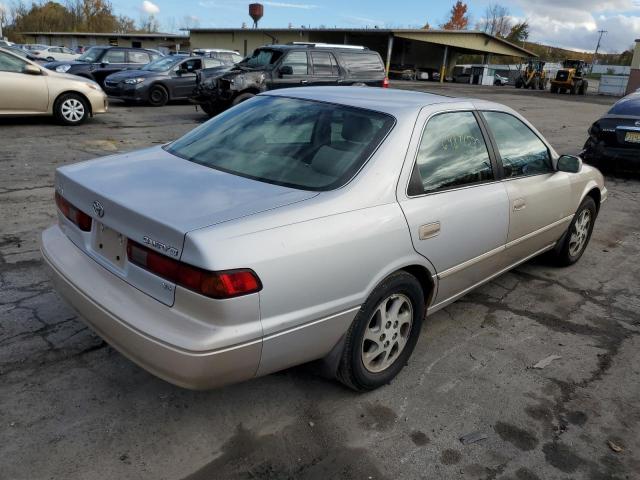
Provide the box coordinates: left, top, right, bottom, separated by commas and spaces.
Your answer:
608, 94, 640, 115
340, 52, 385, 73
166, 96, 394, 191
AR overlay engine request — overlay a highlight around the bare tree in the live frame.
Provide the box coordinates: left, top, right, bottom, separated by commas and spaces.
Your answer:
477, 3, 511, 37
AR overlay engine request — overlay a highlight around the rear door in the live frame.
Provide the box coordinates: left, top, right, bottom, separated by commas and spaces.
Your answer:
480, 110, 571, 265
398, 105, 510, 308
272, 50, 311, 89
309, 51, 340, 87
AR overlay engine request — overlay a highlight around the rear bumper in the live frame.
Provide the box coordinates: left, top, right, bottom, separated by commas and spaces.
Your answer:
40, 225, 261, 389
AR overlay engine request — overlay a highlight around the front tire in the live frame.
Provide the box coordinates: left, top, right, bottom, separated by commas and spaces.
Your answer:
337, 271, 425, 391
553, 196, 597, 266
53, 93, 89, 125
148, 85, 169, 107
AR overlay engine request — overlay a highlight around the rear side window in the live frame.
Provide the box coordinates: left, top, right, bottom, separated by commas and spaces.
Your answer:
104, 49, 125, 63
166, 96, 395, 191
128, 51, 150, 64
408, 112, 493, 195
340, 52, 384, 73
482, 111, 553, 177
281, 51, 308, 75
311, 51, 339, 76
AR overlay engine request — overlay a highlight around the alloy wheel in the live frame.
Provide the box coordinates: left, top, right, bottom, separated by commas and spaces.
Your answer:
568, 209, 591, 257
361, 294, 413, 373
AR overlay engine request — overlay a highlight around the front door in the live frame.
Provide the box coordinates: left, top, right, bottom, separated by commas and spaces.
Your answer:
272, 51, 311, 89
398, 107, 510, 308
0, 52, 48, 113
172, 58, 201, 98
480, 111, 571, 265
93, 49, 128, 86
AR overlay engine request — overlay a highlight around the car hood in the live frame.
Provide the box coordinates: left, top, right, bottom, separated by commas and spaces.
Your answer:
44, 60, 87, 69
55, 145, 318, 258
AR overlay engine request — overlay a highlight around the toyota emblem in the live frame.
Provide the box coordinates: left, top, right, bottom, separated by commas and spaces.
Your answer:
92, 200, 105, 218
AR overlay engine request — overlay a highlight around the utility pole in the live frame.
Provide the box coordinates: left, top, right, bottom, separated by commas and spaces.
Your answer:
592, 29, 607, 73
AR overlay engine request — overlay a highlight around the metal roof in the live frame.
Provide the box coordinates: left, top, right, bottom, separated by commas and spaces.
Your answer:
187, 28, 536, 57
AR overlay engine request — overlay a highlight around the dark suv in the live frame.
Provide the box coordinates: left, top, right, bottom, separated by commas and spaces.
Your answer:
190, 43, 387, 116
44, 46, 162, 87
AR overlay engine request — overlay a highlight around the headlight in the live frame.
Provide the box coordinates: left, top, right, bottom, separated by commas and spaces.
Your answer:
124, 77, 145, 85
56, 64, 71, 73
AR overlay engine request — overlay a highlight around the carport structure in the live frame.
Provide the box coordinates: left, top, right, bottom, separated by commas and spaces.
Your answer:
188, 27, 536, 82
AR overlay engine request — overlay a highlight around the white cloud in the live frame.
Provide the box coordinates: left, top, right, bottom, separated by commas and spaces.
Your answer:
509, 0, 640, 52
142, 0, 160, 15
262, 1, 317, 9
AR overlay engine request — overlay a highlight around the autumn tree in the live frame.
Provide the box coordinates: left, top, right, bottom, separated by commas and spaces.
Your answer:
441, 1, 469, 30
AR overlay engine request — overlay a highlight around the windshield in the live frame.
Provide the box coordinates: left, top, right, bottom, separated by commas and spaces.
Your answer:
166, 96, 394, 191
143, 56, 183, 71
241, 49, 283, 68
77, 47, 106, 63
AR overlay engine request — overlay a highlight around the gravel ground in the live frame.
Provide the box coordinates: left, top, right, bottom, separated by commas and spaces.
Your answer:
1, 83, 639, 480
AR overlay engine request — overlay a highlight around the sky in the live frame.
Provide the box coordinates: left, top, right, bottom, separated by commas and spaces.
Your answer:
109, 0, 640, 53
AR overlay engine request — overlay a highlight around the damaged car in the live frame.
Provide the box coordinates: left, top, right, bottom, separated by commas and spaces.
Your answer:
190, 43, 388, 117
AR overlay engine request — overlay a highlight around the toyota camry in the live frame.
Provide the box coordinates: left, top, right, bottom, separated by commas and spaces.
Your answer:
41, 87, 607, 391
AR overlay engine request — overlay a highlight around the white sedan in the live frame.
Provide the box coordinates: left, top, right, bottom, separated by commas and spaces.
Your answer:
31, 46, 79, 62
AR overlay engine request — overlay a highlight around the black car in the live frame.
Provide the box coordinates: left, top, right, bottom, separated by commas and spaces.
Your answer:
103, 55, 228, 106
44, 46, 162, 87
190, 43, 387, 116
582, 92, 640, 172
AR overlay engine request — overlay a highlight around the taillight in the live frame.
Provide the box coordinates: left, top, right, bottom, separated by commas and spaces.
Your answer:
55, 191, 92, 231
382, 77, 389, 88
127, 240, 261, 299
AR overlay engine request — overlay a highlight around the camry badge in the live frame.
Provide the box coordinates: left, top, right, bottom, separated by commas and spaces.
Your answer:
92, 200, 105, 218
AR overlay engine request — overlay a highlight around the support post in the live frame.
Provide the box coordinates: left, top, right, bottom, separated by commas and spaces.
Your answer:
440, 45, 448, 83
385, 34, 394, 76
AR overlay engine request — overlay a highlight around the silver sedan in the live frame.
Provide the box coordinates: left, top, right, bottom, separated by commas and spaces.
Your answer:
41, 87, 607, 390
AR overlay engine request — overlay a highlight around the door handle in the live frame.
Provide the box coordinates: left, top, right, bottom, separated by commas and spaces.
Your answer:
300, 80, 308, 84
513, 199, 526, 211
419, 222, 441, 240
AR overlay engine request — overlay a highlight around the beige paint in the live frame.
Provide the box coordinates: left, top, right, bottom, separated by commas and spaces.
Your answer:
23, 34, 187, 51
0, 48, 107, 117
631, 39, 640, 69
190, 30, 310, 55
396, 31, 531, 57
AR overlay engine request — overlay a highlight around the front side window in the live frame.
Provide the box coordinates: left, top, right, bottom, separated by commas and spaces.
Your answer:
0, 51, 27, 73
181, 58, 202, 72
482, 111, 553, 177
77, 47, 106, 63
244, 49, 282, 68
281, 51, 308, 75
166, 96, 394, 191
409, 111, 493, 195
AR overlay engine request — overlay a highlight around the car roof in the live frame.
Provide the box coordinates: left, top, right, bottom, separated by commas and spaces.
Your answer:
263, 86, 469, 116
258, 44, 370, 52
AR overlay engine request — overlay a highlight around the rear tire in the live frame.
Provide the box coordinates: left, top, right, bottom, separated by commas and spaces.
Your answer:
553, 196, 597, 267
231, 92, 255, 106
148, 85, 169, 107
336, 271, 425, 391
53, 93, 90, 126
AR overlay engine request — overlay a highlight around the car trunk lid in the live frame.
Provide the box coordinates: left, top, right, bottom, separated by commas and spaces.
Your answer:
55, 146, 318, 305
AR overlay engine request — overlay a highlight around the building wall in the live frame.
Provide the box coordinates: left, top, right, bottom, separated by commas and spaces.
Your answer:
25, 34, 186, 52
190, 30, 310, 55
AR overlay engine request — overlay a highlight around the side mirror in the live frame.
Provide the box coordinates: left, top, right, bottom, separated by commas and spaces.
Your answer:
557, 155, 582, 173
279, 65, 293, 76
23, 64, 42, 75
100, 61, 109, 67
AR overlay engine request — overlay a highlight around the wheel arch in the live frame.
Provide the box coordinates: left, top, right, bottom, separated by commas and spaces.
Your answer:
53, 90, 93, 116
149, 81, 171, 100
585, 186, 601, 213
